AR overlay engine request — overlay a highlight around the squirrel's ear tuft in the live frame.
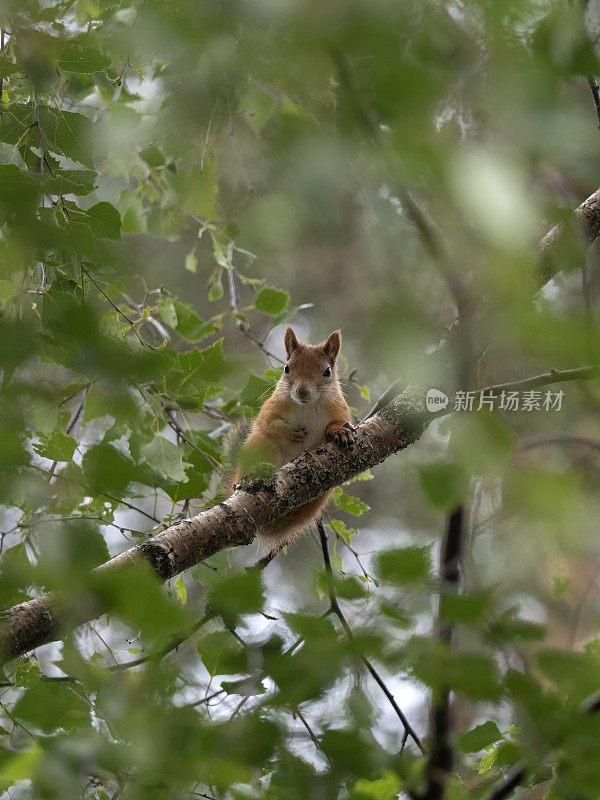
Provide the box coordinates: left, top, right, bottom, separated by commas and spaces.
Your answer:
322, 330, 341, 361
284, 326, 300, 357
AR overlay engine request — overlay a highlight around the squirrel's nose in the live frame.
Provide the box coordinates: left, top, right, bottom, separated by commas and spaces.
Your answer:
296, 386, 310, 401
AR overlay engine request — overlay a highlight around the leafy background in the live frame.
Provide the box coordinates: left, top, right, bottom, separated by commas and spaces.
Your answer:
2, 0, 600, 798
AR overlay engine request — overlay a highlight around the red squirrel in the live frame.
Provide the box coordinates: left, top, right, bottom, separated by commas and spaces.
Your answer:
225, 326, 356, 550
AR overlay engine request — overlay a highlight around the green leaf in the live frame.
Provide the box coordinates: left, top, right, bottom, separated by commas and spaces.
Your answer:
185, 250, 198, 273
209, 568, 264, 622
0, 56, 19, 78
236, 372, 274, 414
376, 546, 431, 584
157, 298, 178, 328
41, 168, 98, 196
223, 221, 241, 241
0, 745, 42, 788
358, 384, 370, 402
332, 487, 370, 516
58, 42, 111, 73
173, 300, 216, 342
177, 340, 227, 385
140, 435, 189, 482
14, 680, 89, 733
174, 574, 187, 605
197, 630, 243, 675
0, 104, 94, 168
351, 770, 401, 800
254, 286, 290, 316
29, 397, 59, 436
441, 592, 491, 624
419, 462, 469, 510
553, 576, 572, 597
83, 443, 161, 494
459, 721, 503, 753
91, 561, 189, 644
139, 145, 165, 167
208, 274, 223, 301
240, 82, 276, 136
15, 660, 42, 688
33, 430, 77, 461
85, 201, 122, 240
328, 518, 357, 543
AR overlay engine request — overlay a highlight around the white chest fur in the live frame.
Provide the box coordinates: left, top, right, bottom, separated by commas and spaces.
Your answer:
282, 402, 330, 459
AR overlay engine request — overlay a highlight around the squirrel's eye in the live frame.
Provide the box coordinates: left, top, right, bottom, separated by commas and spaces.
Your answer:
284, 364, 290, 374
323, 366, 332, 377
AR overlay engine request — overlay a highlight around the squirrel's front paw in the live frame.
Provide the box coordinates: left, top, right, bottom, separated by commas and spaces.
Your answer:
289, 425, 307, 442
329, 423, 357, 448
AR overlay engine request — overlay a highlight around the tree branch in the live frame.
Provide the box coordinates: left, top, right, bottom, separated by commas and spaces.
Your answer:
479, 364, 600, 395
540, 187, 600, 284
2, 355, 598, 664
0, 395, 427, 663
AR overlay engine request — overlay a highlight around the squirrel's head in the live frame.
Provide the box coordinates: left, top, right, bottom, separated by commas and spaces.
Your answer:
281, 327, 342, 405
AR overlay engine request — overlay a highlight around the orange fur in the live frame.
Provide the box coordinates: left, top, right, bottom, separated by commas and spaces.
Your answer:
228, 327, 354, 551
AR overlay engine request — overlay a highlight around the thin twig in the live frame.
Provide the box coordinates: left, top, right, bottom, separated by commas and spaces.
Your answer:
0, 700, 40, 743
182, 689, 226, 710
294, 707, 325, 755
82, 267, 163, 350
317, 519, 424, 753
362, 378, 405, 421
101, 493, 165, 526
420, 508, 466, 800
164, 411, 221, 470
109, 611, 215, 672
518, 433, 600, 454
0, 29, 5, 119
479, 364, 600, 395
32, 88, 45, 175
227, 268, 284, 364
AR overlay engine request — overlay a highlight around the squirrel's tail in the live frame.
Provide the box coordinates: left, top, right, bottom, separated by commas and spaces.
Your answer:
219, 419, 252, 497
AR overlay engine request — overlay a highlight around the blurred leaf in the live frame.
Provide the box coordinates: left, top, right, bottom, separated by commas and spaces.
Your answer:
198, 629, 243, 675
255, 286, 290, 316
209, 568, 264, 622
14, 681, 89, 733
58, 42, 110, 73
459, 721, 502, 754
141, 435, 189, 482
33, 430, 77, 461
240, 81, 276, 136
0, 56, 19, 77
377, 546, 431, 585
351, 770, 401, 799
419, 462, 469, 510
441, 592, 492, 625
